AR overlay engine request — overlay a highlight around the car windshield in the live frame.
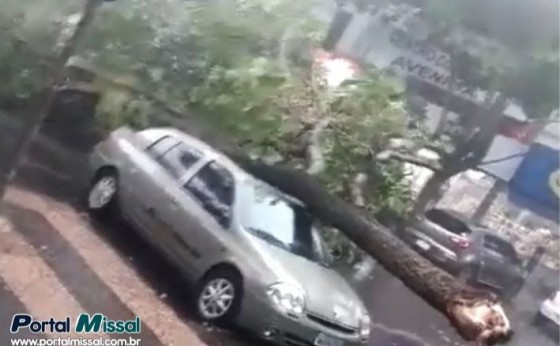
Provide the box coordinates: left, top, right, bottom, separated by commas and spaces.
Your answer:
241, 182, 329, 266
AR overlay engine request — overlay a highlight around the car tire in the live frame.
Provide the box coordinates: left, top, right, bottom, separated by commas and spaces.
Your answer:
87, 169, 119, 216
195, 267, 243, 325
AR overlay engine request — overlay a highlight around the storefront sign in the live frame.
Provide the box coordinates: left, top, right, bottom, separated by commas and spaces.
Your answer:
509, 143, 560, 220
388, 30, 477, 101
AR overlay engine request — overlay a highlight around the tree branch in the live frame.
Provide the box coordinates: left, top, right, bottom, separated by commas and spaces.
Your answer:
377, 150, 442, 172
306, 118, 330, 175
348, 172, 367, 207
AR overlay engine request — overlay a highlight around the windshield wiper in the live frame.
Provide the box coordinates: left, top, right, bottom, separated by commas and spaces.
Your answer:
247, 227, 290, 250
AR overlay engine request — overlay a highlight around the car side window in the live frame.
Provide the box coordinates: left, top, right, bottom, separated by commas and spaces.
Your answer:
147, 136, 203, 179
184, 162, 234, 228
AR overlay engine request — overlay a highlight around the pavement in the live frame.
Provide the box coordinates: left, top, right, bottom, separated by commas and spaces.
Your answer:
0, 113, 558, 346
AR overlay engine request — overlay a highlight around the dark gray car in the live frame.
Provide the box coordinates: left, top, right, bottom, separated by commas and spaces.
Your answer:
87, 127, 370, 346
401, 208, 526, 298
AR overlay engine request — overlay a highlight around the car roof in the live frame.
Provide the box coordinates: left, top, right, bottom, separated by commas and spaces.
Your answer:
138, 127, 305, 206
427, 208, 488, 228
139, 127, 252, 180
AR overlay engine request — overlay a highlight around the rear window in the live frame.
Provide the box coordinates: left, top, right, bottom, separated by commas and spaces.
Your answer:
425, 209, 471, 235
147, 136, 203, 178
147, 136, 179, 156
482, 235, 518, 260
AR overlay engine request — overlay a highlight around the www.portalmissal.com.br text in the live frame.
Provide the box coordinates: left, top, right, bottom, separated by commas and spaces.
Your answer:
11, 337, 141, 346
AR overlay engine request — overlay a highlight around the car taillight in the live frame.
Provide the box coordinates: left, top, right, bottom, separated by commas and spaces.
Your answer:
450, 236, 470, 249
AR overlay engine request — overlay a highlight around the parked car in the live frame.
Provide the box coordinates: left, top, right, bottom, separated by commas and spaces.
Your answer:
535, 290, 560, 329
400, 208, 526, 298
87, 127, 370, 346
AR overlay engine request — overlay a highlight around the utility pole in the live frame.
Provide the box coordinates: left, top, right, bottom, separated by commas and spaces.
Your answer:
0, 0, 104, 200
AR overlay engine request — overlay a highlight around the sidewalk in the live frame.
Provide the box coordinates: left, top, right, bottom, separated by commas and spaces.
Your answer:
0, 187, 249, 346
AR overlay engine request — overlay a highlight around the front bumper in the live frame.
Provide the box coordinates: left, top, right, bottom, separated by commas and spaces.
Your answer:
236, 292, 366, 346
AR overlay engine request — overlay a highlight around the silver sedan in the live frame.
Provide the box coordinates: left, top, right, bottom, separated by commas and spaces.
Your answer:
87, 127, 371, 346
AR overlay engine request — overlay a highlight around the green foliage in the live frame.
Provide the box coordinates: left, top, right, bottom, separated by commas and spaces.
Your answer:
320, 74, 412, 210
0, 0, 79, 104
423, 0, 559, 120
502, 57, 560, 119
0, 0, 416, 261
187, 57, 302, 156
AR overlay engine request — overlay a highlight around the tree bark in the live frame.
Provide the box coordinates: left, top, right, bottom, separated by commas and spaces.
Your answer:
322, 6, 353, 51
412, 92, 509, 217
412, 171, 450, 214
470, 179, 505, 223
0, 0, 103, 199
433, 107, 450, 139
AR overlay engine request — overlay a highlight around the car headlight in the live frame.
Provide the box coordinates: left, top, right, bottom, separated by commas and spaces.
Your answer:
359, 312, 371, 340
266, 282, 306, 317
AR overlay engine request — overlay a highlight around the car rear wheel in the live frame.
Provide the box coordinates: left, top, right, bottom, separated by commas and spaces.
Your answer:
195, 268, 242, 325
88, 170, 118, 214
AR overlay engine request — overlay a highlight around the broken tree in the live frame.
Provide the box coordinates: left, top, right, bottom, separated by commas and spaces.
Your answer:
159, 103, 514, 346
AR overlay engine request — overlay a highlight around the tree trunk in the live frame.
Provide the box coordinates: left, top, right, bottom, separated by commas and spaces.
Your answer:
471, 179, 505, 223
433, 107, 450, 139
413, 171, 450, 214
432, 49, 454, 140
322, 7, 353, 51
224, 156, 512, 345
0, 0, 102, 200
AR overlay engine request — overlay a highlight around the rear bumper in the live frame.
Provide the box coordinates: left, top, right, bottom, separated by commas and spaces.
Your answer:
403, 232, 461, 272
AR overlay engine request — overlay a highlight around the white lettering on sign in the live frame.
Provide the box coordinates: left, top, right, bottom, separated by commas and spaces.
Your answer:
388, 30, 477, 101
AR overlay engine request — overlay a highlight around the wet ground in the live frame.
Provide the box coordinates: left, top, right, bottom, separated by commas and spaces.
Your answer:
0, 112, 558, 346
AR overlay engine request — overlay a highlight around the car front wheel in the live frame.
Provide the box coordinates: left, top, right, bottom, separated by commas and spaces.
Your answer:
196, 268, 242, 325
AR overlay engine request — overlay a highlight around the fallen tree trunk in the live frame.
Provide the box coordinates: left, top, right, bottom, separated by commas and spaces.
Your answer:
63, 66, 513, 345
178, 120, 513, 346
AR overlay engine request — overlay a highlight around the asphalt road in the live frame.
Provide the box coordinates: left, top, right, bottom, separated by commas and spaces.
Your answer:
0, 113, 558, 346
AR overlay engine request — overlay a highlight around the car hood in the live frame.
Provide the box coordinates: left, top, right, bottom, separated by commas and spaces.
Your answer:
248, 236, 366, 328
